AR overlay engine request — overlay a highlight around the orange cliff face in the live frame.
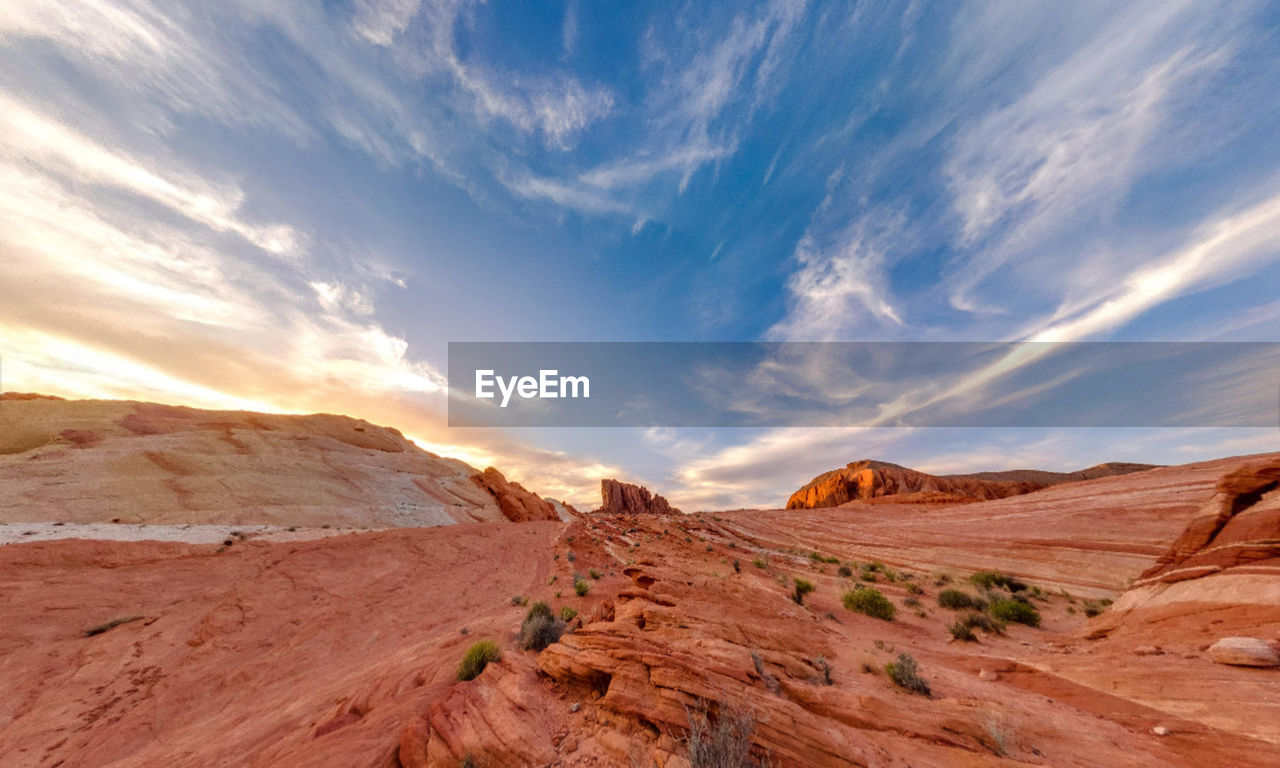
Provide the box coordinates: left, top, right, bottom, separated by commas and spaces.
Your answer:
0, 396, 563, 527
3, 450, 1279, 767
785, 458, 1158, 509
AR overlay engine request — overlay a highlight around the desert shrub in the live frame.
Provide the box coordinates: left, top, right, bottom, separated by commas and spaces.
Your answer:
510, 595, 527, 606
791, 577, 816, 605
905, 582, 923, 595
902, 596, 921, 608
814, 656, 833, 685
1081, 598, 1113, 617
937, 589, 978, 610
885, 653, 931, 696
949, 620, 977, 642
457, 640, 502, 681
589, 568, 602, 580
836, 564, 853, 578
559, 605, 578, 622
970, 570, 1027, 592
574, 577, 591, 597
987, 599, 1041, 627
752, 557, 767, 569
685, 700, 761, 768
842, 587, 896, 621
860, 572, 877, 583
732, 559, 741, 573
520, 602, 565, 651
960, 611, 1003, 634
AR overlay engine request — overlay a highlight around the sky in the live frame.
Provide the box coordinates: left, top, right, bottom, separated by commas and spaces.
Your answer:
1, 0, 1278, 510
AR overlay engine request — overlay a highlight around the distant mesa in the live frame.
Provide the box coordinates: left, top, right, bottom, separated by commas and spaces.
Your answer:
597, 478, 680, 515
786, 458, 1158, 509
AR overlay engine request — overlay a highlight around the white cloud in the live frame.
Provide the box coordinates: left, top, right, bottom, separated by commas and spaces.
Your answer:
768, 209, 906, 340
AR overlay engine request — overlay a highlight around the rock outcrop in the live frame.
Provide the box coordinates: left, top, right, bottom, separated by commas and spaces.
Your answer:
0, 396, 553, 528
468, 467, 561, 522
786, 459, 1157, 509
598, 478, 680, 515
1207, 637, 1280, 667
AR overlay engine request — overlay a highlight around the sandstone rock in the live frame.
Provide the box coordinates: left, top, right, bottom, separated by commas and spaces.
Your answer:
785, 459, 1156, 509
468, 466, 560, 522
1153, 726, 1169, 736
978, 668, 999, 681
1207, 637, 1280, 668
598, 478, 681, 515
0, 397, 553, 528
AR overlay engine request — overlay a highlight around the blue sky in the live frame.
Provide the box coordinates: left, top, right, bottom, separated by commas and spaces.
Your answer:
1, 0, 1278, 508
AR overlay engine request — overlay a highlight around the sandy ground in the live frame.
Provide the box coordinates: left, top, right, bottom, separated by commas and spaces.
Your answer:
0, 522, 377, 546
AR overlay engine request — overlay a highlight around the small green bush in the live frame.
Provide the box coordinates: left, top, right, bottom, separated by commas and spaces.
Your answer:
843, 587, 896, 620
510, 595, 527, 606
559, 605, 578, 622
791, 577, 816, 605
589, 568, 602, 580
752, 557, 767, 569
836, 564, 853, 578
970, 570, 1028, 592
574, 577, 591, 597
457, 640, 502, 681
905, 582, 923, 595
885, 652, 930, 696
937, 589, 978, 610
987, 599, 1041, 627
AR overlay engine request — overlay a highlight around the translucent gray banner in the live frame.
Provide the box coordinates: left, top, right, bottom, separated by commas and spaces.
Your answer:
446, 342, 1280, 428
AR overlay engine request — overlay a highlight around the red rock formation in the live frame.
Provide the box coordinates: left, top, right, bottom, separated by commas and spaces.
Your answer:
468, 467, 561, 522
598, 478, 681, 515
786, 458, 1157, 509
1137, 459, 1280, 585
0, 397, 553, 527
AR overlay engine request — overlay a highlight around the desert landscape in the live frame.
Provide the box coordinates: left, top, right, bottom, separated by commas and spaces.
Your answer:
1, 394, 1277, 768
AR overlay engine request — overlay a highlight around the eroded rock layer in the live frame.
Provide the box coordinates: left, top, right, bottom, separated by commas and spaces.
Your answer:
0, 396, 553, 527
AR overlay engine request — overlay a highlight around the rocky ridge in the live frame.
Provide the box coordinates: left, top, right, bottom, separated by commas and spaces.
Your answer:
786, 459, 1158, 509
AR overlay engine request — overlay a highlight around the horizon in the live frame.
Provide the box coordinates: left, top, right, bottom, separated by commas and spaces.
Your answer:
2, 1, 1279, 509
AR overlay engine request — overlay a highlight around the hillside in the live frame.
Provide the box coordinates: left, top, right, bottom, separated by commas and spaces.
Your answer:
0, 395, 564, 527
1, 451, 1277, 767
786, 458, 1159, 509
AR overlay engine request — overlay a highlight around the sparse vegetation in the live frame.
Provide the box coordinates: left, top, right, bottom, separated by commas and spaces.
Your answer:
842, 587, 896, 621
752, 557, 768, 569
519, 601, 565, 651
949, 620, 977, 641
457, 640, 502, 681
937, 589, 980, 610
905, 582, 923, 595
83, 615, 143, 637
969, 570, 1027, 592
836, 564, 853, 578
574, 577, 591, 597
987, 599, 1041, 627
791, 577, 815, 605
1081, 598, 1113, 617
559, 605, 578, 622
589, 568, 602, 580
684, 700, 763, 768
510, 595, 528, 606
814, 656, 833, 685
885, 652, 930, 696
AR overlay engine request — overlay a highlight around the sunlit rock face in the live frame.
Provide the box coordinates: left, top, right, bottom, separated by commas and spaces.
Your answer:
0, 395, 556, 527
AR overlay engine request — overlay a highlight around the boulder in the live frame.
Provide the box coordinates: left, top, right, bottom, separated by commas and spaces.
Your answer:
1207, 637, 1280, 668
468, 467, 561, 522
